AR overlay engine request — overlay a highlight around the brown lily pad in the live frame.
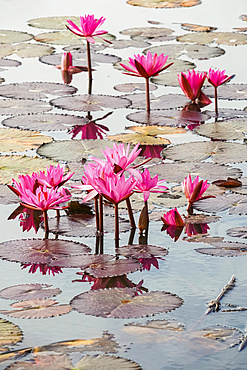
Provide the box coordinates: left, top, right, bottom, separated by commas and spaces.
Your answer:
0, 318, 23, 346
212, 177, 242, 188
0, 155, 58, 185
0, 99, 52, 115
0, 128, 52, 153
0, 30, 33, 43
107, 133, 171, 146
177, 32, 247, 45
181, 23, 217, 32
0, 43, 55, 58
192, 325, 244, 347
0, 299, 72, 319
50, 94, 131, 112
71, 288, 183, 318
76, 354, 142, 369
124, 318, 185, 332
84, 259, 141, 278
126, 125, 187, 135
184, 214, 220, 224
203, 84, 247, 100
0, 82, 77, 100
114, 82, 157, 93
227, 226, 247, 239
195, 120, 247, 140
126, 0, 201, 8
147, 161, 242, 183
2, 113, 88, 131
162, 141, 247, 164
123, 93, 188, 110
0, 239, 90, 264
0, 283, 61, 301
37, 139, 115, 162
145, 43, 224, 60
194, 194, 245, 213
231, 177, 247, 195
183, 235, 224, 243
116, 244, 169, 259
49, 254, 114, 269
195, 241, 247, 257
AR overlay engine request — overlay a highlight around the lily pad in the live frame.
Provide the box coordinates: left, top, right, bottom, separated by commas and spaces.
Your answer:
123, 93, 188, 110
145, 43, 224, 60
116, 244, 169, 259
126, 0, 201, 8
71, 288, 183, 318
37, 139, 115, 162
0, 128, 52, 153
228, 197, 247, 215
0, 299, 72, 319
0, 283, 61, 301
124, 318, 185, 332
6, 353, 73, 369
193, 325, 244, 347
76, 354, 142, 369
147, 162, 242, 183
50, 94, 131, 112
49, 254, 114, 269
127, 110, 209, 126
195, 120, 247, 140
0, 318, 23, 346
40, 51, 121, 67
195, 241, 247, 257
120, 26, 174, 40
114, 82, 157, 93
183, 235, 224, 243
184, 214, 221, 224
0, 155, 58, 185
0, 184, 19, 204
0, 58, 21, 68
162, 141, 247, 164
35, 30, 115, 45
0, 82, 77, 100
181, 23, 217, 32
2, 113, 89, 131
204, 108, 247, 120
107, 133, 171, 146
28, 16, 79, 30
107, 39, 151, 49
84, 259, 141, 278
0, 99, 52, 115
194, 194, 245, 213
177, 32, 247, 45
126, 125, 187, 135
0, 30, 33, 43
0, 43, 55, 58
203, 84, 247, 100
227, 226, 247, 238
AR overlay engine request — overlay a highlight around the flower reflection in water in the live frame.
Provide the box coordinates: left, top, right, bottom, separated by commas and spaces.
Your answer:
21, 263, 63, 276
139, 145, 165, 159
69, 121, 109, 140
8, 205, 43, 233
138, 255, 165, 271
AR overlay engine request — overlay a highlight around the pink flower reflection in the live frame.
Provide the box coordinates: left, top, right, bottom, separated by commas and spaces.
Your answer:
139, 145, 164, 159
161, 224, 184, 242
138, 255, 165, 271
69, 122, 109, 140
184, 223, 210, 237
21, 263, 63, 276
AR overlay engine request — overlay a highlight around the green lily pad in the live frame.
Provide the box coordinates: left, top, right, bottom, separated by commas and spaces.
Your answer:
0, 82, 77, 100
71, 288, 183, 318
0, 318, 23, 346
203, 84, 247, 100
162, 141, 247, 164
35, 30, 115, 45
107, 133, 171, 146
0, 155, 58, 184
126, 0, 201, 8
145, 43, 224, 60
28, 16, 79, 30
0, 128, 52, 153
177, 32, 247, 45
195, 120, 247, 140
0, 99, 52, 116
37, 139, 115, 162
0, 30, 33, 43
2, 113, 88, 131
0, 43, 55, 58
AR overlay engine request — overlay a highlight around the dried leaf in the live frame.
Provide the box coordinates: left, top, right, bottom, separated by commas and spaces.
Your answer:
181, 23, 217, 32
126, 0, 201, 8
107, 133, 171, 146
5, 353, 72, 369
0, 318, 22, 346
177, 32, 247, 45
126, 125, 186, 135
75, 354, 142, 369
212, 178, 242, 188
125, 319, 185, 332
193, 325, 243, 348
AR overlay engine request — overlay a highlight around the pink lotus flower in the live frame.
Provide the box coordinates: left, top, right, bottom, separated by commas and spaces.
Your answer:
55, 52, 87, 84
178, 70, 212, 106
120, 52, 173, 112
134, 168, 168, 202
8, 173, 39, 197
67, 15, 109, 44
161, 208, 184, 227
19, 185, 71, 212
38, 164, 74, 189
69, 122, 109, 140
120, 51, 172, 78
207, 68, 234, 88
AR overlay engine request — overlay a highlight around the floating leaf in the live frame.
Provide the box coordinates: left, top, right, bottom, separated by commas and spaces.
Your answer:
120, 26, 174, 40
6, 353, 73, 369
49, 254, 114, 269
0, 185, 19, 204
50, 94, 131, 112
126, 110, 209, 126
64, 43, 106, 53
71, 288, 183, 318
0, 128, 52, 153
108, 39, 151, 49
212, 177, 242, 188
184, 214, 221, 224
203, 84, 247, 100
126, 125, 186, 135
181, 23, 217, 32
1, 299, 71, 319
84, 259, 141, 278
75, 354, 142, 369
0, 283, 61, 301
228, 197, 247, 215
0, 99, 52, 116
230, 177, 247, 195
35, 30, 115, 45
0, 155, 58, 185
116, 244, 169, 259
123, 93, 188, 110
114, 82, 157, 93
195, 241, 247, 257
147, 161, 242, 183
126, 0, 201, 9
162, 141, 247, 164
0, 58, 21, 68
0, 30, 33, 43
193, 325, 243, 348
2, 113, 88, 131
195, 120, 247, 140
28, 16, 79, 30
37, 139, 115, 162
125, 318, 185, 332
194, 193, 245, 213
0, 318, 23, 346
227, 226, 247, 238
177, 32, 247, 45
107, 133, 171, 146
0, 82, 77, 100
145, 43, 224, 60
44, 214, 131, 238
183, 235, 224, 243
0, 43, 55, 58
204, 108, 247, 119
